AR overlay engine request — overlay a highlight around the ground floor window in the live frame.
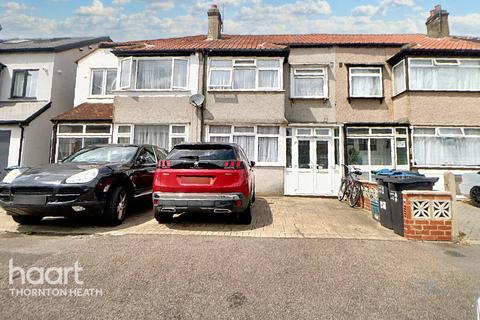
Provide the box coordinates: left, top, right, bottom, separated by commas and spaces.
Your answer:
56, 123, 112, 161
346, 127, 409, 179
412, 127, 480, 167
207, 125, 281, 165
114, 124, 188, 152
0, 130, 11, 177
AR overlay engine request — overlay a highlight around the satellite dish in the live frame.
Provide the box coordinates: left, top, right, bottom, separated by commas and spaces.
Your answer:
189, 94, 205, 108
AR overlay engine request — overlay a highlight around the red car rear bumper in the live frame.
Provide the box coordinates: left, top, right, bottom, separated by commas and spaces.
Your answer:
152, 192, 248, 214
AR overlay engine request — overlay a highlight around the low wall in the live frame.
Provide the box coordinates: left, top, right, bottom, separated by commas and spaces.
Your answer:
358, 180, 379, 220
402, 191, 453, 242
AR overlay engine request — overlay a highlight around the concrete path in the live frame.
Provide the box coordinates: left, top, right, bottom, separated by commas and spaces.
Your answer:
0, 197, 400, 241
457, 200, 480, 242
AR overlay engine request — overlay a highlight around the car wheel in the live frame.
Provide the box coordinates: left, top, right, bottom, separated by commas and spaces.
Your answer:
155, 209, 173, 223
103, 186, 129, 226
236, 204, 252, 225
12, 215, 43, 225
471, 186, 480, 207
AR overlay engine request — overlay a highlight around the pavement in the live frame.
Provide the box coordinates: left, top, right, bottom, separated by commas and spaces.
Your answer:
0, 233, 479, 319
456, 200, 480, 243
0, 197, 400, 241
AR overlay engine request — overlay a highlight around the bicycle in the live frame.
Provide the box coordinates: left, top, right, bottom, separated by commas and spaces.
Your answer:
338, 164, 363, 208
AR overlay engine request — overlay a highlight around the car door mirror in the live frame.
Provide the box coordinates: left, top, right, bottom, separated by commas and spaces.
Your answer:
250, 161, 256, 167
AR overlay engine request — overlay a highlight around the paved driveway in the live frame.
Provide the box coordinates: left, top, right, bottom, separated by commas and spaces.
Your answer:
0, 197, 399, 240
457, 200, 480, 242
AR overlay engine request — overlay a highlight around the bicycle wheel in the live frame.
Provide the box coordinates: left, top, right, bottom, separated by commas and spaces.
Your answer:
337, 179, 348, 201
347, 182, 362, 208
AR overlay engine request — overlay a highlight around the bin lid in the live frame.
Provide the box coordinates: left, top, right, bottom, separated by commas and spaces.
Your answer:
379, 175, 439, 184
372, 169, 424, 180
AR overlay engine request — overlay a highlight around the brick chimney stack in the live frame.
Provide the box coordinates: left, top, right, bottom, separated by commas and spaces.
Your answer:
426, 5, 450, 38
207, 4, 222, 40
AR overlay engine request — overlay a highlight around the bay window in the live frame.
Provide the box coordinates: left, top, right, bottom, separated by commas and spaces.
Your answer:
392, 60, 406, 95
207, 125, 281, 164
56, 124, 112, 161
118, 57, 189, 90
114, 124, 187, 151
412, 127, 480, 167
91, 69, 117, 96
11, 69, 38, 99
409, 58, 480, 91
208, 58, 282, 90
292, 68, 327, 98
349, 67, 383, 98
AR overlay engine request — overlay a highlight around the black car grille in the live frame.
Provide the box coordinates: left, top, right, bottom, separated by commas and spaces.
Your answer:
10, 186, 54, 195
7, 186, 87, 204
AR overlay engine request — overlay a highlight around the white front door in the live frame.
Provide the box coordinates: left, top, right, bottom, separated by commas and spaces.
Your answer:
285, 128, 337, 196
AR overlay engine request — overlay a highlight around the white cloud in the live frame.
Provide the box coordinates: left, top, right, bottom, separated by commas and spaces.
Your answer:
148, 1, 176, 11
1, 1, 32, 11
112, 0, 130, 4
451, 13, 480, 36
76, 0, 120, 16
352, 0, 414, 16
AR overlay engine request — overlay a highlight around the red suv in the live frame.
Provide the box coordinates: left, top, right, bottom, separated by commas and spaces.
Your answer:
153, 143, 255, 224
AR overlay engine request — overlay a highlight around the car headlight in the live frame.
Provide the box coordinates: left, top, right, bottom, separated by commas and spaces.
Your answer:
2, 169, 23, 184
65, 169, 99, 184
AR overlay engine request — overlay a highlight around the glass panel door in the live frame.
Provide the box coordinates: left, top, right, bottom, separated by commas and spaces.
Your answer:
316, 140, 329, 170
298, 139, 311, 169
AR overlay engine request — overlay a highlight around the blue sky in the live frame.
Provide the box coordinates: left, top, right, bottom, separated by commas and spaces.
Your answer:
0, 0, 479, 41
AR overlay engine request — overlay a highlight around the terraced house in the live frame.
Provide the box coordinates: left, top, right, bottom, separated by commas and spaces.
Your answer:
53, 4, 480, 196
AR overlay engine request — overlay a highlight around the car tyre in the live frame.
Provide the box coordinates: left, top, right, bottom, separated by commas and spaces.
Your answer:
103, 185, 129, 226
12, 215, 43, 225
155, 209, 173, 223
471, 186, 480, 207
236, 204, 252, 225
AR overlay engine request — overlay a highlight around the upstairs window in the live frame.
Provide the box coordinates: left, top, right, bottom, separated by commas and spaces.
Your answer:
11, 70, 38, 99
409, 58, 480, 91
392, 61, 406, 96
349, 67, 383, 98
91, 69, 117, 96
208, 58, 282, 91
292, 68, 328, 98
119, 57, 189, 90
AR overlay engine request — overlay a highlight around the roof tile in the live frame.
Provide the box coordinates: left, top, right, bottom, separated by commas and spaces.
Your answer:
52, 103, 113, 122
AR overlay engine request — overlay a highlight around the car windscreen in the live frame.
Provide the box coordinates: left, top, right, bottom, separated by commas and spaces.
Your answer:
64, 146, 138, 163
167, 146, 236, 161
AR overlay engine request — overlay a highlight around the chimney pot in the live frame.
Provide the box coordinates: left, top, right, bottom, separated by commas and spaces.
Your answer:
207, 3, 222, 40
426, 5, 450, 38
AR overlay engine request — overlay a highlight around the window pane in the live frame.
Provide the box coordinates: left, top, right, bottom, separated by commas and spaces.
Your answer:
315, 129, 330, 136
117, 137, 131, 144
12, 71, 25, 97
91, 70, 104, 95
85, 125, 111, 134
173, 59, 188, 88
210, 60, 232, 68
396, 138, 408, 165
233, 135, 255, 160
410, 62, 480, 90
396, 128, 407, 135
58, 125, 83, 134
351, 75, 381, 96
351, 68, 381, 74
347, 138, 368, 165
209, 70, 231, 87
171, 137, 185, 147
297, 140, 310, 169
106, 70, 117, 94
286, 138, 292, 168
465, 128, 480, 136
410, 59, 433, 66
57, 138, 82, 161
134, 125, 169, 149
347, 128, 369, 135
258, 126, 279, 134
172, 125, 186, 134
334, 139, 340, 165
258, 70, 278, 88
117, 125, 131, 133
414, 136, 480, 166
209, 125, 231, 134
297, 128, 312, 136
413, 128, 435, 135
370, 139, 392, 165
371, 128, 393, 135
316, 140, 329, 169
234, 126, 254, 133
286, 128, 292, 136
233, 69, 255, 89
294, 77, 324, 97
137, 60, 172, 89
210, 136, 230, 143
438, 128, 463, 136
25, 70, 38, 98
257, 60, 279, 68
120, 59, 131, 88
258, 137, 278, 162
393, 61, 406, 95
84, 137, 109, 147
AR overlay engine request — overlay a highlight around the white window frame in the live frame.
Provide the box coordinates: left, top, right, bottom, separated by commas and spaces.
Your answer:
407, 57, 480, 92
119, 57, 132, 89
392, 60, 406, 96
208, 58, 283, 91
129, 57, 189, 91
291, 67, 328, 99
113, 124, 188, 151
349, 66, 383, 98
89, 68, 117, 97
412, 126, 480, 168
206, 125, 283, 166
55, 123, 112, 162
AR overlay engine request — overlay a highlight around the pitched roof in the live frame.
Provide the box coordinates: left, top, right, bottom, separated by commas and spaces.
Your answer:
0, 101, 51, 124
52, 103, 113, 122
0, 37, 111, 53
112, 33, 480, 54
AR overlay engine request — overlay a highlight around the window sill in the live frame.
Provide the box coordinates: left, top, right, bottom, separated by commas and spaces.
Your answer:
114, 89, 190, 93
9, 97, 37, 101
290, 96, 329, 100
208, 90, 285, 93
348, 96, 384, 103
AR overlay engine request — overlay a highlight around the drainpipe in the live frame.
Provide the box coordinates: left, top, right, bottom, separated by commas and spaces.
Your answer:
199, 50, 210, 142
17, 124, 24, 166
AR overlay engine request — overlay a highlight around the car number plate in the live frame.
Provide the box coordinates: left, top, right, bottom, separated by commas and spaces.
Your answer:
13, 195, 47, 205
180, 176, 212, 185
